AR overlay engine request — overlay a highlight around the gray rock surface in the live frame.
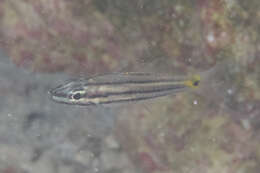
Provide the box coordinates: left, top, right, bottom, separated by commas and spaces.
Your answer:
0, 50, 135, 173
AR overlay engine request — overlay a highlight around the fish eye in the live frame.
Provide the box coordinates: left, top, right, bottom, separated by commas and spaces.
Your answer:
72, 92, 81, 100
193, 80, 200, 86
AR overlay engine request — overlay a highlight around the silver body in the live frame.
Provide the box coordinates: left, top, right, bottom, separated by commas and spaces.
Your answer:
49, 72, 197, 106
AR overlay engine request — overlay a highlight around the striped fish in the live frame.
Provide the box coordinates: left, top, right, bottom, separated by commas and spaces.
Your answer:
49, 72, 200, 106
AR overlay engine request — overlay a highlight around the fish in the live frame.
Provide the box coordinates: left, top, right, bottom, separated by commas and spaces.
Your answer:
49, 72, 200, 106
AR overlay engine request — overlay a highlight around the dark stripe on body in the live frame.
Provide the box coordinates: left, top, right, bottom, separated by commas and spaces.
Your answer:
86, 78, 184, 86
97, 90, 184, 104
84, 84, 186, 99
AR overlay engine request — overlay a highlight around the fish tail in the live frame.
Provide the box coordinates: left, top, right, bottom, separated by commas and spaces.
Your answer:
183, 75, 201, 89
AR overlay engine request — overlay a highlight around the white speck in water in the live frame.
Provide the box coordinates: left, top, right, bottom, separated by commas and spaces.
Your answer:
179, 20, 184, 27
105, 135, 120, 149
221, 31, 227, 38
246, 104, 253, 112
210, 137, 216, 142
90, 152, 95, 158
93, 158, 100, 172
159, 132, 165, 137
171, 13, 176, 18
193, 100, 198, 105
7, 113, 13, 117
207, 33, 215, 43
94, 168, 99, 172
241, 119, 251, 130
151, 41, 157, 46
227, 88, 233, 95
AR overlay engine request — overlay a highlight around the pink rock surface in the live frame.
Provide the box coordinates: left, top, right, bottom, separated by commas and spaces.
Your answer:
0, 0, 136, 74
0, 1, 260, 173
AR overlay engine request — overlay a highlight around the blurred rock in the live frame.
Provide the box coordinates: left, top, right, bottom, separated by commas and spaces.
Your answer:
0, 0, 259, 173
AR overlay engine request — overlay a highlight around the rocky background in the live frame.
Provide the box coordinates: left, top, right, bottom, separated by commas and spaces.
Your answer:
0, 0, 259, 173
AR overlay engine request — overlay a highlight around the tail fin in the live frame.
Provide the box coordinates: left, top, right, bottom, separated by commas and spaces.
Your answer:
184, 75, 201, 89
193, 59, 240, 112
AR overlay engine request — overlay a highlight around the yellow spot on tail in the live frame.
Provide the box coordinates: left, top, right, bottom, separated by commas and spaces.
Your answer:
184, 75, 201, 88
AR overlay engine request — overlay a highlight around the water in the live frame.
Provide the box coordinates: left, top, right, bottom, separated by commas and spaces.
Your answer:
0, 1, 259, 173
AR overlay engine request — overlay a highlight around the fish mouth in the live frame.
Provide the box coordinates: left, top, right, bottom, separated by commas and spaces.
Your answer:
49, 88, 65, 98
49, 81, 73, 96
48, 92, 71, 105
48, 85, 70, 102
48, 88, 55, 96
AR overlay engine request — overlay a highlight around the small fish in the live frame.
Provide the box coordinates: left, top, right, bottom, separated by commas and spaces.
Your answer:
49, 72, 200, 106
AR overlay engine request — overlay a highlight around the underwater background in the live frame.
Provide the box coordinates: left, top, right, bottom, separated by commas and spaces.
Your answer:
0, 0, 259, 173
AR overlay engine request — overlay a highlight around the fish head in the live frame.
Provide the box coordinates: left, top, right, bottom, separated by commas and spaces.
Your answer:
49, 79, 94, 105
